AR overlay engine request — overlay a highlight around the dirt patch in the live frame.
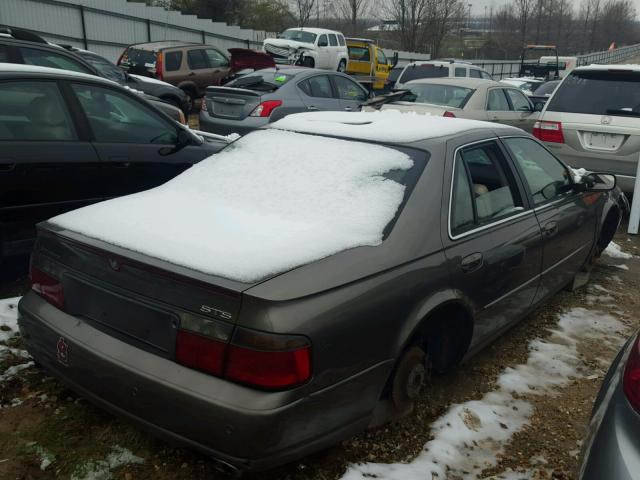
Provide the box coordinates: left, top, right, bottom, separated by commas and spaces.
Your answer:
0, 231, 638, 480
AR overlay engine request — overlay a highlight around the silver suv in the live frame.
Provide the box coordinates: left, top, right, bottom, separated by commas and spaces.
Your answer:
534, 64, 640, 192
394, 60, 492, 89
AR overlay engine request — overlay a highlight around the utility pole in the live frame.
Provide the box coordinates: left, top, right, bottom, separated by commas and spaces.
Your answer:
317, 0, 320, 27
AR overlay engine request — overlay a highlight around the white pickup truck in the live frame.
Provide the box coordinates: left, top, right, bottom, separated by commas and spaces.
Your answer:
263, 27, 349, 72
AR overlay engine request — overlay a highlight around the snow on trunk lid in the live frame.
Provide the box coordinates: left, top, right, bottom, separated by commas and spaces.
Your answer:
50, 129, 414, 283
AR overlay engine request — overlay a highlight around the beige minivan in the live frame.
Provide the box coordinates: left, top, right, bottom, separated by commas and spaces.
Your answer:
118, 41, 231, 111
534, 64, 640, 192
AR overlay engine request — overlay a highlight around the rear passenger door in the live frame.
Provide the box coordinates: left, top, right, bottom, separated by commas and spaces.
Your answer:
0, 80, 101, 255
69, 82, 203, 197
502, 137, 597, 300
297, 74, 342, 112
443, 139, 543, 348
186, 48, 222, 95
504, 88, 538, 132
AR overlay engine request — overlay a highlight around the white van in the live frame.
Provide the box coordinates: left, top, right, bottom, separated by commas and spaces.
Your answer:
394, 60, 492, 89
263, 28, 349, 72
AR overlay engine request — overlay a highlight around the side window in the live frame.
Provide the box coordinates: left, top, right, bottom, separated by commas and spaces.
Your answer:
377, 49, 387, 65
205, 49, 229, 68
469, 69, 482, 78
72, 83, 177, 144
328, 34, 338, 47
503, 137, 572, 205
487, 89, 510, 111
0, 45, 9, 62
455, 67, 466, 77
481, 71, 493, 80
450, 142, 523, 235
187, 49, 208, 70
19, 47, 92, 74
0, 81, 77, 141
318, 34, 328, 47
164, 51, 183, 71
299, 75, 333, 98
506, 89, 532, 112
333, 75, 367, 101
337, 35, 346, 46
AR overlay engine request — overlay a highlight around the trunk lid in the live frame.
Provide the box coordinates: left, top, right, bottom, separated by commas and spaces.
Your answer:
34, 226, 250, 358
204, 86, 262, 120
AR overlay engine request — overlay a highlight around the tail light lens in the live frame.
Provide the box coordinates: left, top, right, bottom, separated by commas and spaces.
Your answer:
201, 97, 208, 112
175, 320, 311, 390
178, 109, 186, 124
533, 120, 564, 143
623, 333, 640, 413
443, 111, 456, 118
155, 52, 164, 81
249, 100, 282, 117
30, 265, 65, 310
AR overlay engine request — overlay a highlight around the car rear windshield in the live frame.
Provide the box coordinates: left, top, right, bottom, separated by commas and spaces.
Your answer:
547, 70, 640, 116
404, 84, 474, 108
280, 29, 317, 44
398, 64, 448, 83
226, 72, 294, 91
348, 46, 370, 61
533, 80, 559, 96
123, 48, 157, 67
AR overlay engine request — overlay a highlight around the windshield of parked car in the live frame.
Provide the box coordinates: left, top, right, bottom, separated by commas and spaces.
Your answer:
547, 70, 640, 116
77, 51, 126, 84
226, 71, 294, 91
534, 80, 560, 96
404, 83, 474, 108
398, 64, 448, 84
279, 29, 317, 44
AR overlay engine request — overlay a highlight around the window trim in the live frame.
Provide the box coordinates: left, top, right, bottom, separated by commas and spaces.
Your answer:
499, 134, 578, 209
448, 138, 533, 241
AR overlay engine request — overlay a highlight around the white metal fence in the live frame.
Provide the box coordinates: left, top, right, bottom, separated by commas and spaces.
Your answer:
0, 0, 431, 64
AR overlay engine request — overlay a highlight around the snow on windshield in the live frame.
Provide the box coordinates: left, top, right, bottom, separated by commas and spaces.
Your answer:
51, 129, 413, 283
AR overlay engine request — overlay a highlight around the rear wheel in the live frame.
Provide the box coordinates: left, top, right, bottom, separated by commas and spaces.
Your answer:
302, 56, 315, 68
337, 59, 347, 72
391, 345, 430, 415
181, 88, 196, 113
161, 96, 185, 115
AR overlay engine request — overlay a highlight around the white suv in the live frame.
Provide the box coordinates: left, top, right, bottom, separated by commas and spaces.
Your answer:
534, 64, 640, 192
394, 60, 492, 89
263, 28, 349, 72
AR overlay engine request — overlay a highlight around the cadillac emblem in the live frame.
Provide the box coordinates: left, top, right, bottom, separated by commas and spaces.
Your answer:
56, 337, 69, 366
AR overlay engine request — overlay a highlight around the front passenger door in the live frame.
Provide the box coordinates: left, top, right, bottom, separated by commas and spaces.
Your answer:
502, 137, 597, 300
331, 75, 367, 111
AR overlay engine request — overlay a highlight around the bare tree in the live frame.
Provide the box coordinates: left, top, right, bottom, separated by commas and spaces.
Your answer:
337, 0, 369, 35
294, 0, 316, 26
516, 0, 533, 46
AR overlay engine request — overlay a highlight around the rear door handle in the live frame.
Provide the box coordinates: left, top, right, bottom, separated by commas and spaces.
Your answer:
109, 156, 131, 168
461, 252, 483, 273
307, 106, 319, 111
344, 106, 353, 111
0, 162, 16, 172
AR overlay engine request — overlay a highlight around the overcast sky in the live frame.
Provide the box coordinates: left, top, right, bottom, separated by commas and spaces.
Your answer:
468, 0, 640, 16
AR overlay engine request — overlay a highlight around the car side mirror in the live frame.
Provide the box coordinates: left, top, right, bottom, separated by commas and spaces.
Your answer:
159, 128, 194, 156
584, 173, 616, 191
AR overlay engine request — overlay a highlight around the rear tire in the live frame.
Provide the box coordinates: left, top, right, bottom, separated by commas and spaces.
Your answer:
337, 59, 347, 72
302, 56, 315, 68
182, 88, 196, 113
391, 345, 430, 416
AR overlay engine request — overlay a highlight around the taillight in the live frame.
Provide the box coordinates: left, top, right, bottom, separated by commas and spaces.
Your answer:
623, 333, 640, 413
533, 120, 564, 143
178, 109, 186, 124
201, 97, 208, 112
175, 320, 312, 390
155, 52, 164, 81
249, 100, 282, 117
117, 49, 127, 66
30, 265, 64, 310
443, 111, 456, 118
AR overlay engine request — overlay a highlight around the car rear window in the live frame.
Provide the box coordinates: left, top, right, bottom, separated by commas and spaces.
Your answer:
398, 64, 448, 83
348, 46, 370, 61
77, 51, 126, 83
534, 81, 559, 96
226, 72, 294, 91
547, 70, 640, 117
123, 48, 156, 68
165, 51, 182, 71
404, 84, 474, 108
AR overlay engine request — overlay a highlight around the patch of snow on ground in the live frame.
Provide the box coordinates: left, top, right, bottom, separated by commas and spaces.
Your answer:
585, 294, 615, 305
51, 129, 413, 283
604, 241, 634, 259
341, 308, 625, 480
0, 361, 34, 383
614, 264, 629, 270
0, 297, 21, 342
71, 446, 144, 480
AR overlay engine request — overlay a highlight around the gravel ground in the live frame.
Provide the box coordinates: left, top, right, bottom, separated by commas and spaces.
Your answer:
0, 227, 638, 480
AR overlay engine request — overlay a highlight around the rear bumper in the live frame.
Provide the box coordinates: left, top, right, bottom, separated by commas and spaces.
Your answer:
198, 112, 267, 137
580, 336, 640, 480
18, 293, 387, 472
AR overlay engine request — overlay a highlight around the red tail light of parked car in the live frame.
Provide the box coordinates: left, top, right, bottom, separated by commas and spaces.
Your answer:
250, 100, 283, 118
533, 120, 565, 143
623, 333, 640, 413
30, 265, 65, 311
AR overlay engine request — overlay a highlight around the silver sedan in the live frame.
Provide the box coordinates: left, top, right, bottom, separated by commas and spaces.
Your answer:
369, 77, 543, 133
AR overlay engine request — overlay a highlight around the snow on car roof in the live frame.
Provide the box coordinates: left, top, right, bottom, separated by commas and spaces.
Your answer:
271, 110, 512, 143
576, 64, 640, 72
284, 27, 342, 35
51, 129, 414, 283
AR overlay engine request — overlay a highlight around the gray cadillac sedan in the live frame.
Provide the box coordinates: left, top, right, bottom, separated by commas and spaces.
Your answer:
18, 111, 622, 474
